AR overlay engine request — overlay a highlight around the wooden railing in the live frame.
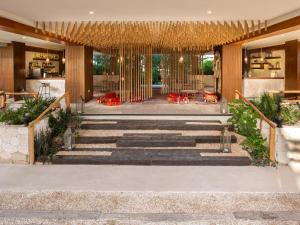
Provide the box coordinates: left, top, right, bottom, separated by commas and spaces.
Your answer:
0, 91, 38, 108
235, 90, 277, 161
27, 92, 71, 164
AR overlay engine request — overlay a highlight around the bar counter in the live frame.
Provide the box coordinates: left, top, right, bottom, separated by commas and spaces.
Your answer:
26, 77, 65, 97
243, 77, 285, 98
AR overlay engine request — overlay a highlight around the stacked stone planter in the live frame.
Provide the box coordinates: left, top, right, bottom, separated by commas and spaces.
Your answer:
0, 117, 49, 164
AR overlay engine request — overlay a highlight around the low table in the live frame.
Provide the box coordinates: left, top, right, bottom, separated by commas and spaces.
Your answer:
181, 90, 198, 100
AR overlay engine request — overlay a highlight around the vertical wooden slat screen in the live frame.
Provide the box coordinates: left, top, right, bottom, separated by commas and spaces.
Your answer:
118, 45, 152, 103
160, 49, 204, 94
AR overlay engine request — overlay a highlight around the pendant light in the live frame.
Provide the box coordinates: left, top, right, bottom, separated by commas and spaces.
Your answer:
62, 49, 65, 64
179, 55, 184, 63
244, 48, 248, 63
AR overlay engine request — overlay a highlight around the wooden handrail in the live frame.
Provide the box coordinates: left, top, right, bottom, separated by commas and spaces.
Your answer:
235, 90, 276, 128
235, 90, 276, 162
5, 92, 38, 97
27, 92, 71, 164
0, 91, 38, 108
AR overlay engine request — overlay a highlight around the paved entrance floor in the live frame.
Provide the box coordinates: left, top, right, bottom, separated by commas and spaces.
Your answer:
0, 165, 299, 224
84, 98, 221, 115
0, 165, 299, 192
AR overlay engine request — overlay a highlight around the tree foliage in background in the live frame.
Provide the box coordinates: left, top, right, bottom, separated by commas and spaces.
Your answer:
93, 54, 111, 75
202, 59, 214, 75
152, 54, 161, 84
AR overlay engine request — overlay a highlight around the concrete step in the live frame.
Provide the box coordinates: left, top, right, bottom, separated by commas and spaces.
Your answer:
1, 209, 300, 224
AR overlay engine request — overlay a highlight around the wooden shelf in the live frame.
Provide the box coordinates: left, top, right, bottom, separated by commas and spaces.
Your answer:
251, 67, 264, 70
268, 68, 281, 70
251, 62, 268, 65
33, 58, 59, 61
265, 56, 281, 59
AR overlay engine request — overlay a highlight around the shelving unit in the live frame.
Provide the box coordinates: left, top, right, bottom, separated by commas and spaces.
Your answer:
248, 49, 284, 78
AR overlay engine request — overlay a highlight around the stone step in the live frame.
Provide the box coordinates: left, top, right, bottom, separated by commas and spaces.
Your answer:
75, 135, 237, 144
52, 153, 251, 166
118, 137, 196, 147
58, 148, 224, 154
80, 119, 233, 131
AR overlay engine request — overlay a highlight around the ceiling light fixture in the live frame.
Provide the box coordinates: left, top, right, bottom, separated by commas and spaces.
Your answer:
89, 11, 95, 15
207, 10, 212, 15
179, 56, 184, 63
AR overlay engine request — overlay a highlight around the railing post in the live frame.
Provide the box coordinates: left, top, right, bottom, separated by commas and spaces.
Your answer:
235, 91, 239, 100
28, 124, 35, 165
65, 92, 71, 112
269, 126, 276, 162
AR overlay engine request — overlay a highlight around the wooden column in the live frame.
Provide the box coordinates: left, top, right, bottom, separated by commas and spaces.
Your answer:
285, 40, 300, 90
65, 45, 93, 103
221, 44, 242, 101
0, 42, 26, 93
0, 45, 14, 92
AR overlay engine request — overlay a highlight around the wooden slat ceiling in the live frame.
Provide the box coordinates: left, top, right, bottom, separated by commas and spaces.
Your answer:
36, 20, 266, 50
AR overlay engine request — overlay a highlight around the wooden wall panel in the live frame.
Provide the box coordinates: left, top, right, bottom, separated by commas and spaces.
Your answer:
221, 44, 243, 101
0, 45, 14, 92
12, 42, 26, 92
65, 45, 93, 103
285, 40, 300, 90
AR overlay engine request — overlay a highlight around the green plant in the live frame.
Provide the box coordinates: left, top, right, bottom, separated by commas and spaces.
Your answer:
252, 93, 282, 124
228, 99, 273, 166
280, 104, 300, 125
48, 109, 82, 137
34, 129, 57, 162
0, 97, 55, 125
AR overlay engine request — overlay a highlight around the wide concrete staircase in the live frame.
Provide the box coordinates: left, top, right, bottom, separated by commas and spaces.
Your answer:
53, 115, 251, 166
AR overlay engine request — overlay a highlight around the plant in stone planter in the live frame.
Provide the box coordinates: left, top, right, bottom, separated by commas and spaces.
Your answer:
0, 97, 55, 125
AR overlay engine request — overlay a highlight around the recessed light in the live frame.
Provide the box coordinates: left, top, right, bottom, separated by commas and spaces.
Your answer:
207, 10, 212, 15
89, 11, 95, 15
22, 36, 27, 39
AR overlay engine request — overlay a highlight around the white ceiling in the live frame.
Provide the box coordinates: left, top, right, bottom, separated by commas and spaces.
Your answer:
0, 30, 64, 50
243, 29, 300, 49
0, 0, 300, 23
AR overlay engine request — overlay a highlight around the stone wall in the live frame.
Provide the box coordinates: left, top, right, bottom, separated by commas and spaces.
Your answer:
0, 125, 29, 163
0, 116, 50, 164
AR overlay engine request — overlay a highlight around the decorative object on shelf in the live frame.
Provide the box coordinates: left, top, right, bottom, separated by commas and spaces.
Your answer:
260, 48, 264, 62
220, 123, 231, 153
220, 97, 229, 114
63, 126, 74, 150
275, 61, 280, 69
45, 49, 50, 63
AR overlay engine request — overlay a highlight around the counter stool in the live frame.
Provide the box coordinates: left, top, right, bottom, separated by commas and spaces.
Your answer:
39, 82, 50, 98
